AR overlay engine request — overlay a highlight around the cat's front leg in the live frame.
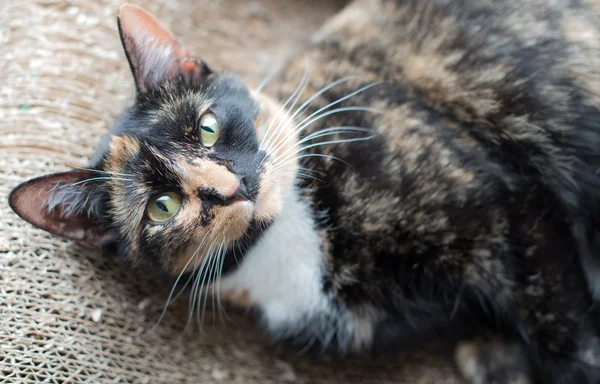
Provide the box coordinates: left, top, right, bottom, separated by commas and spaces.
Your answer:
455, 338, 533, 384
454, 315, 600, 384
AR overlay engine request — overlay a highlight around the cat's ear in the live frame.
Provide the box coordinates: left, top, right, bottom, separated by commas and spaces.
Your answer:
8, 170, 115, 248
117, 4, 210, 92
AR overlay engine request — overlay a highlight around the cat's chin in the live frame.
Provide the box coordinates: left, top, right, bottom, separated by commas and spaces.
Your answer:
208, 199, 255, 243
170, 200, 255, 275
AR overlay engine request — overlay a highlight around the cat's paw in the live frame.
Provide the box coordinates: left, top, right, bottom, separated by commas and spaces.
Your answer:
455, 339, 533, 384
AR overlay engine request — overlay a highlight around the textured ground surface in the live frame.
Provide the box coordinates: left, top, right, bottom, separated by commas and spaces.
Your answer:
0, 1, 461, 382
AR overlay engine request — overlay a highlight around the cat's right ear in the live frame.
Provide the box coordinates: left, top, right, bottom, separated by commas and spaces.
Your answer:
117, 4, 210, 92
8, 171, 115, 248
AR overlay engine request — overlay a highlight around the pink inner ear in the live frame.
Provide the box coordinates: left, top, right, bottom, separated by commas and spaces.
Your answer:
181, 59, 202, 77
8, 171, 112, 248
118, 4, 202, 90
119, 5, 180, 52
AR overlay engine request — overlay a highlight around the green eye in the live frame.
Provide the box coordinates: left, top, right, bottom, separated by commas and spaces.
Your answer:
147, 192, 182, 222
200, 112, 220, 147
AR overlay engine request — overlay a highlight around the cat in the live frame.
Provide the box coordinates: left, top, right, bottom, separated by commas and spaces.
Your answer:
8, 1, 600, 382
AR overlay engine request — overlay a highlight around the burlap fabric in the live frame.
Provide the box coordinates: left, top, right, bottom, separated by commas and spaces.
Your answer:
0, 1, 462, 382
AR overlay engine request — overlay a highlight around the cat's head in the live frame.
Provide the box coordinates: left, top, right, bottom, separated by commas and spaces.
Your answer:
9, 5, 298, 276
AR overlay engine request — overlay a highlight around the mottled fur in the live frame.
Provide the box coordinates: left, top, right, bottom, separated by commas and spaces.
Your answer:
8, 1, 600, 383
264, 0, 600, 381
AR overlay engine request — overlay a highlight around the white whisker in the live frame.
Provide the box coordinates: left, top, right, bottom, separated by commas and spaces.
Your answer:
293, 80, 386, 132
209, 241, 224, 324
156, 262, 195, 328
273, 134, 374, 168
266, 107, 381, 163
297, 166, 326, 176
273, 171, 324, 183
198, 243, 219, 329
186, 242, 214, 331
260, 68, 314, 155
269, 127, 370, 168
254, 64, 281, 93
264, 77, 380, 158
295, 106, 382, 134
273, 153, 352, 175
298, 136, 375, 153
165, 271, 196, 309
71, 177, 133, 185
67, 165, 134, 177
186, 267, 203, 331
214, 239, 230, 324
288, 76, 361, 122
156, 230, 212, 328
298, 127, 372, 145
297, 153, 352, 163
259, 56, 310, 152
234, 241, 243, 266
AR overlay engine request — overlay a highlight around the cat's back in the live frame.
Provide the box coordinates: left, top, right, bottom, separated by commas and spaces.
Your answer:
290, 0, 600, 211
308, 0, 600, 116
285, 0, 600, 206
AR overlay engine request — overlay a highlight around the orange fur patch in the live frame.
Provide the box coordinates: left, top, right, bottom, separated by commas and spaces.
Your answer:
175, 157, 240, 198
218, 288, 253, 308
106, 135, 141, 174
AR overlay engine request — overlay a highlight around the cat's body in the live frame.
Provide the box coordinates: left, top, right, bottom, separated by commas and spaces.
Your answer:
259, 1, 600, 381
9, 1, 600, 383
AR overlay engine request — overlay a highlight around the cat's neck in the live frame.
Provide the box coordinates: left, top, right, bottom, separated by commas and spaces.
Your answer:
219, 186, 331, 329
219, 186, 382, 353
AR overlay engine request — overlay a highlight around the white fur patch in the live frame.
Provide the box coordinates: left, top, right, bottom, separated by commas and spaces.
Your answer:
219, 188, 331, 332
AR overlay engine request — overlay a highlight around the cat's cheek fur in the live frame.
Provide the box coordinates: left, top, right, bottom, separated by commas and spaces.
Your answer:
253, 165, 285, 222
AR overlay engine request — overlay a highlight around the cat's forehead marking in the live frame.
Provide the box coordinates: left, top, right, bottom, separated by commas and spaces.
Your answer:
106, 135, 141, 173
147, 86, 213, 125
106, 133, 240, 198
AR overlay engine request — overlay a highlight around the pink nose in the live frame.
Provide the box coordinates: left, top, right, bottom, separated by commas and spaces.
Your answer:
223, 179, 251, 204
187, 159, 250, 204
217, 174, 240, 199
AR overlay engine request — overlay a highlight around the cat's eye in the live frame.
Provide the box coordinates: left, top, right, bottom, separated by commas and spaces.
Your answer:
147, 192, 182, 222
199, 112, 220, 148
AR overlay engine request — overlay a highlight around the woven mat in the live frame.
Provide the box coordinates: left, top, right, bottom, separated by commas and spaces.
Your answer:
0, 1, 461, 382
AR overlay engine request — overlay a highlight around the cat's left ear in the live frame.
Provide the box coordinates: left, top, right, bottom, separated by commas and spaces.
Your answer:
117, 4, 211, 92
8, 170, 115, 248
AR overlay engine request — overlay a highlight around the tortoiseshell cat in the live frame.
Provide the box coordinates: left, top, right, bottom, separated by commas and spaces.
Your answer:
9, 1, 600, 382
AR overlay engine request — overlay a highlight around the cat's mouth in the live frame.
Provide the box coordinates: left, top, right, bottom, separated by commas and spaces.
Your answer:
172, 199, 255, 275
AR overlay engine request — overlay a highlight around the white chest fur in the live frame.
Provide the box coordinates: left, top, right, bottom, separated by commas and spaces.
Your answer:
219, 189, 331, 332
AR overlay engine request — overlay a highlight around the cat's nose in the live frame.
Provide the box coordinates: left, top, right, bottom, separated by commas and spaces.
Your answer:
223, 178, 251, 205
202, 175, 251, 206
